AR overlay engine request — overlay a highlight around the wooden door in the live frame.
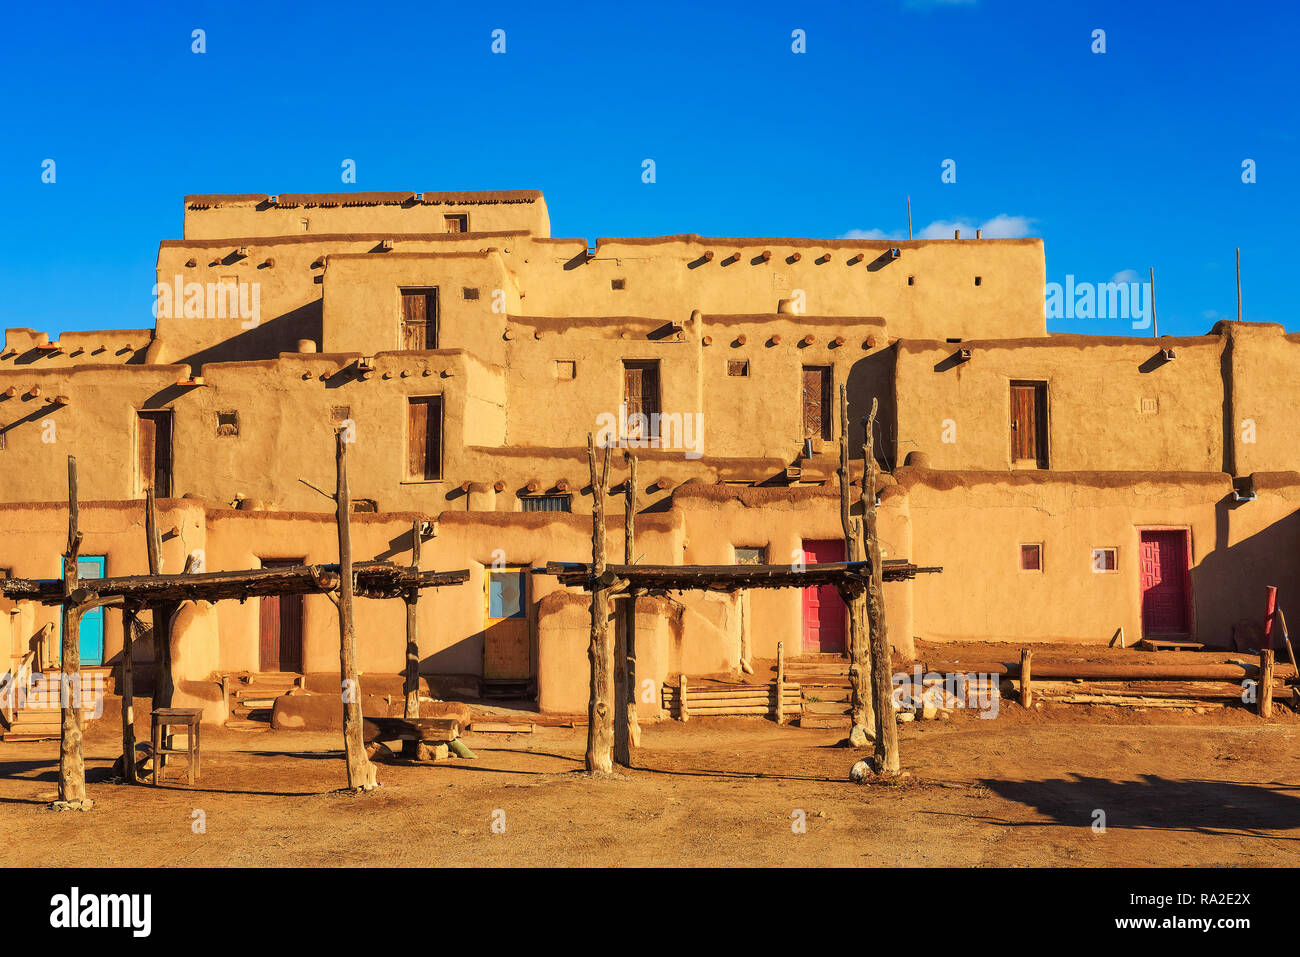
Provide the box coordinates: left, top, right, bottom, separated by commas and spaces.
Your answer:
1139, 531, 1191, 636
802, 367, 831, 440
484, 566, 530, 679
137, 411, 173, 496
60, 556, 105, 665
259, 559, 304, 672
1010, 382, 1046, 466
623, 361, 660, 439
801, 539, 847, 654
400, 290, 437, 350
407, 397, 442, 480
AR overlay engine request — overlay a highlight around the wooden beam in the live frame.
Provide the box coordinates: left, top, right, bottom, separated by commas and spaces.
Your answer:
774, 641, 785, 725
586, 434, 615, 773
335, 431, 375, 791
144, 488, 174, 711
1020, 648, 1034, 708
58, 455, 88, 808
1259, 648, 1274, 719
119, 606, 138, 784
863, 399, 900, 775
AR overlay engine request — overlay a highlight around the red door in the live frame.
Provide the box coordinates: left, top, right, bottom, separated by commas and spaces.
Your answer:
1139, 531, 1191, 636
802, 539, 847, 654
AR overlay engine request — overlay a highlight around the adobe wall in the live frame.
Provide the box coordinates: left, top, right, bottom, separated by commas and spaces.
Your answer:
894, 334, 1226, 472
1221, 323, 1300, 475
899, 468, 1300, 648
182, 191, 550, 241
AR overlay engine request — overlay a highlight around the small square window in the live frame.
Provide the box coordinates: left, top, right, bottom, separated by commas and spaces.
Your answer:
216, 410, 240, 437
1020, 544, 1043, 572
1091, 547, 1117, 573
728, 360, 749, 377
556, 360, 576, 380
734, 546, 767, 565
330, 406, 351, 428
611, 278, 626, 290
974, 276, 982, 286
444, 214, 468, 233
463, 287, 479, 300
521, 494, 571, 513
907, 275, 915, 286
299, 218, 310, 232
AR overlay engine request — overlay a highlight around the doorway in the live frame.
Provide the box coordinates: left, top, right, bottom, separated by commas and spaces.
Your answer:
258, 558, 304, 672
1139, 530, 1192, 637
801, 539, 847, 654
60, 555, 105, 665
484, 565, 530, 680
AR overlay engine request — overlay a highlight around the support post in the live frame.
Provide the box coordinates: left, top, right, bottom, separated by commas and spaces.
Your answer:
774, 640, 785, 725
1259, 648, 1274, 719
144, 488, 174, 710
119, 606, 137, 784
863, 400, 900, 774
404, 521, 421, 719
679, 673, 689, 723
585, 434, 615, 773
335, 431, 375, 790
838, 384, 872, 747
614, 455, 639, 766
1020, 648, 1034, 709
58, 455, 88, 807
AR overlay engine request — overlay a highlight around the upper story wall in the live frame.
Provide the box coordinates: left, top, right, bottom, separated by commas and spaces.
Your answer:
182, 190, 549, 241
894, 333, 1227, 472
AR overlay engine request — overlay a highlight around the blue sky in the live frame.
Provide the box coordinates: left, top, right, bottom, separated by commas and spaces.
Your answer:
1, 0, 1294, 339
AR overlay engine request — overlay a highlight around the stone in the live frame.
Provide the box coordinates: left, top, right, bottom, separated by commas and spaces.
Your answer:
849, 760, 872, 784
848, 724, 872, 748
897, 712, 915, 723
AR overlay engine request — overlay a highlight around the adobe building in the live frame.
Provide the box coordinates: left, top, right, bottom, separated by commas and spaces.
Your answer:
2, 189, 1296, 726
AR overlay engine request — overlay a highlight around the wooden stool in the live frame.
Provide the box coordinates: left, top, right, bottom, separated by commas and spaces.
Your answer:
151, 708, 203, 786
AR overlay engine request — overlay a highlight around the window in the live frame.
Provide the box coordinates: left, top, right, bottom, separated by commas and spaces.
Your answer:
622, 360, 661, 440
444, 214, 468, 233
734, 546, 767, 565
974, 276, 982, 286
1020, 544, 1043, 572
611, 278, 626, 290
463, 287, 479, 300
407, 397, 443, 480
299, 218, 310, 232
0, 428, 6, 451
728, 360, 749, 377
1010, 381, 1048, 468
907, 275, 915, 286
216, 410, 239, 437
330, 406, 351, 427
137, 411, 172, 496
1091, 548, 1117, 573
0, 568, 11, 579
521, 494, 571, 513
400, 288, 438, 350
556, 360, 576, 380
801, 366, 832, 440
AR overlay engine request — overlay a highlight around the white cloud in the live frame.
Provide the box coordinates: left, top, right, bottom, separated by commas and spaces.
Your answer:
840, 213, 1034, 242
1111, 269, 1140, 284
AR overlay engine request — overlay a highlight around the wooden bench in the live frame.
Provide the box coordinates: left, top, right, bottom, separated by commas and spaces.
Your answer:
363, 716, 461, 758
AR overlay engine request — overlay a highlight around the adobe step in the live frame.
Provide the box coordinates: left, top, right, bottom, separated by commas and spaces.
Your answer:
797, 712, 851, 730
224, 719, 271, 732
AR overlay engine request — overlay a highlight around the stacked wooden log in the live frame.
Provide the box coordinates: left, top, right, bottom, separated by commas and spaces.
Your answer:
661, 680, 802, 719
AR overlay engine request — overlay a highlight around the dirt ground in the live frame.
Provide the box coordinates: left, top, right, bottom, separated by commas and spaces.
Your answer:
2, 701, 1297, 867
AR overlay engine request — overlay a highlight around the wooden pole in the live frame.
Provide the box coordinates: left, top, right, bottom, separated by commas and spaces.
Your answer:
679, 673, 690, 723
335, 431, 375, 790
906, 196, 913, 241
1277, 609, 1299, 679
1263, 585, 1277, 651
585, 434, 615, 773
862, 400, 899, 774
119, 606, 137, 784
144, 488, 174, 710
614, 456, 639, 766
1259, 648, 1274, 719
1020, 648, 1033, 708
1150, 267, 1158, 339
58, 455, 88, 807
774, 640, 785, 725
404, 520, 421, 720
838, 384, 872, 746
1236, 247, 1242, 323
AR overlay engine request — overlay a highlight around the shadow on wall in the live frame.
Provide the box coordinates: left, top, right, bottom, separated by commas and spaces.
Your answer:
178, 300, 324, 370
846, 347, 897, 470
1194, 497, 1300, 648
980, 773, 1300, 838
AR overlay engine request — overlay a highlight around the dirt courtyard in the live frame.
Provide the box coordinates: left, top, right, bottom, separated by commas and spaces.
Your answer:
1, 703, 1297, 867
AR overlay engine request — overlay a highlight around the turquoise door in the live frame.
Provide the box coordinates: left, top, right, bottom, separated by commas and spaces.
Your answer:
60, 556, 106, 665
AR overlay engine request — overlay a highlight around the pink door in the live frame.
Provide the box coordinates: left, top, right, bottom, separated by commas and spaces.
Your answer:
1140, 530, 1191, 636
802, 539, 847, 654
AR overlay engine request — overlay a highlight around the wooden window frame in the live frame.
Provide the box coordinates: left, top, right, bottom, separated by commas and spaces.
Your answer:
1019, 543, 1043, 573
1091, 547, 1118, 573
136, 410, 173, 498
728, 359, 749, 377
622, 359, 662, 441
444, 214, 468, 233
801, 365, 833, 442
520, 494, 572, 513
